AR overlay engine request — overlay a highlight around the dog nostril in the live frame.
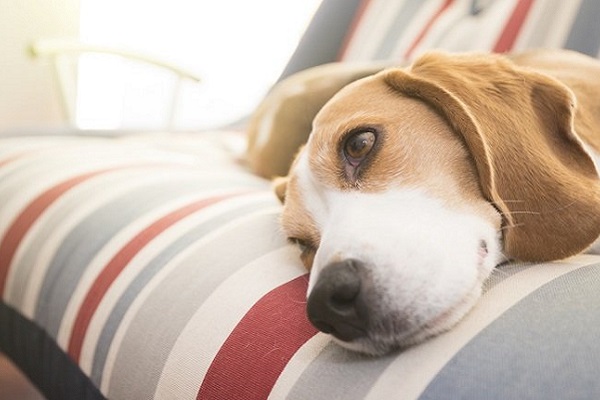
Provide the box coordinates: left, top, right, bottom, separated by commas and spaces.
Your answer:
307, 259, 368, 341
330, 277, 360, 309
479, 240, 488, 253
479, 240, 489, 259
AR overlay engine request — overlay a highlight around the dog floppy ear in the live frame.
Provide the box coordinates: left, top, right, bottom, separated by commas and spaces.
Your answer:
383, 52, 600, 262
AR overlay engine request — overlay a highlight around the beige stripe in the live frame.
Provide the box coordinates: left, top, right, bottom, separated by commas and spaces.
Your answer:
343, 0, 409, 61
14, 170, 179, 316
100, 208, 282, 394
365, 253, 600, 400
0, 144, 184, 247
152, 246, 305, 400
268, 333, 332, 400
73, 188, 257, 368
2, 152, 151, 304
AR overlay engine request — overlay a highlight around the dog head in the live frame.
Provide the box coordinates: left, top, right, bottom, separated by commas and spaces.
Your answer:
277, 52, 600, 355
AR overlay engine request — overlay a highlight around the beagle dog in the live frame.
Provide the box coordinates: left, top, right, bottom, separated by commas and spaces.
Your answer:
268, 49, 600, 355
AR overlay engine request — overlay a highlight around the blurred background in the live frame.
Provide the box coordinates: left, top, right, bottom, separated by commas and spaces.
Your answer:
0, 0, 322, 132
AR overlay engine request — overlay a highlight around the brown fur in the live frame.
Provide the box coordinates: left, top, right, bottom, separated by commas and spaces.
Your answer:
272, 50, 600, 263
281, 77, 502, 270
382, 50, 600, 261
307, 79, 490, 207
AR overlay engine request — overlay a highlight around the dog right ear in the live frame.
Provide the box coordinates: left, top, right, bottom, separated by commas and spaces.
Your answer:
273, 176, 289, 204
383, 52, 600, 262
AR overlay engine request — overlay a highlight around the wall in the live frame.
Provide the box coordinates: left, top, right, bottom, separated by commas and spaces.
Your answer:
0, 0, 79, 132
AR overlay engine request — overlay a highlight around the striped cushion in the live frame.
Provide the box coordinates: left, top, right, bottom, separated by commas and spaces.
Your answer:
2, 133, 600, 399
340, 0, 600, 61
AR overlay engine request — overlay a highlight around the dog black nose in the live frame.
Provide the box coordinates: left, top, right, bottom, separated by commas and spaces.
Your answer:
307, 259, 368, 341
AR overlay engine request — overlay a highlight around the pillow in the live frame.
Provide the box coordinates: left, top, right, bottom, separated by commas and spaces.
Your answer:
246, 61, 392, 178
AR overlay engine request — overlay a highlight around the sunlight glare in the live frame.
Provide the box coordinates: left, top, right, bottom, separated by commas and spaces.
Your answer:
77, 0, 322, 130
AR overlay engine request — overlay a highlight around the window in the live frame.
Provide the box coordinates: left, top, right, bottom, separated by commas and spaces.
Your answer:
77, 0, 322, 130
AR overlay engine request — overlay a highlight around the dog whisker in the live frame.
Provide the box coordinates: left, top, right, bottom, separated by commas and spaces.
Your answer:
499, 222, 525, 232
497, 199, 580, 218
502, 210, 542, 215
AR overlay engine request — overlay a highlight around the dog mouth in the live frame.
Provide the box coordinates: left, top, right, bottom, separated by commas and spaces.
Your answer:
336, 283, 483, 356
307, 240, 491, 355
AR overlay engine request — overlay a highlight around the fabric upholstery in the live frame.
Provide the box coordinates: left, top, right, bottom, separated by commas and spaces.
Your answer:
1, 134, 600, 399
277, 0, 362, 80
341, 0, 600, 60
2, 0, 600, 399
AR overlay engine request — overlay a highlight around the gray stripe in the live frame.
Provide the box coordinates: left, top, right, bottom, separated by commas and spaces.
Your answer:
374, 0, 426, 59
106, 211, 287, 400
564, 0, 600, 57
89, 198, 274, 385
278, 0, 361, 78
284, 261, 535, 400
419, 262, 600, 400
7, 170, 165, 307
34, 178, 260, 337
287, 342, 397, 400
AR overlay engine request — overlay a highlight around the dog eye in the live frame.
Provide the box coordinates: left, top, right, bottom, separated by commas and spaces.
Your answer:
344, 129, 376, 164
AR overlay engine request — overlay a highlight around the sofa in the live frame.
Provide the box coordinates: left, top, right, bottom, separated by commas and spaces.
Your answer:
2, 1, 600, 399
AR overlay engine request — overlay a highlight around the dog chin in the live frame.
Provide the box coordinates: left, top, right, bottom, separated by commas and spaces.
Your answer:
330, 287, 483, 356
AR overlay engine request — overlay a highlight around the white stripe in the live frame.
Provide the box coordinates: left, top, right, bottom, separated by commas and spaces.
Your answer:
2, 139, 264, 303
513, 0, 583, 50
0, 134, 256, 218
0, 155, 112, 245
0, 136, 106, 159
390, 0, 449, 59
76, 192, 276, 373
364, 253, 600, 400
268, 333, 331, 400
343, 0, 409, 61
58, 186, 251, 349
99, 209, 284, 394
152, 246, 305, 400
1, 158, 169, 306
0, 143, 188, 247
410, 0, 516, 57
118, 131, 249, 169
7, 168, 204, 313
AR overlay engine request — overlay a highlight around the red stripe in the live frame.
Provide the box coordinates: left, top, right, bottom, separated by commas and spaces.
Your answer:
198, 275, 318, 399
0, 169, 119, 296
404, 0, 455, 60
67, 192, 245, 362
337, 0, 373, 61
493, 0, 535, 53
